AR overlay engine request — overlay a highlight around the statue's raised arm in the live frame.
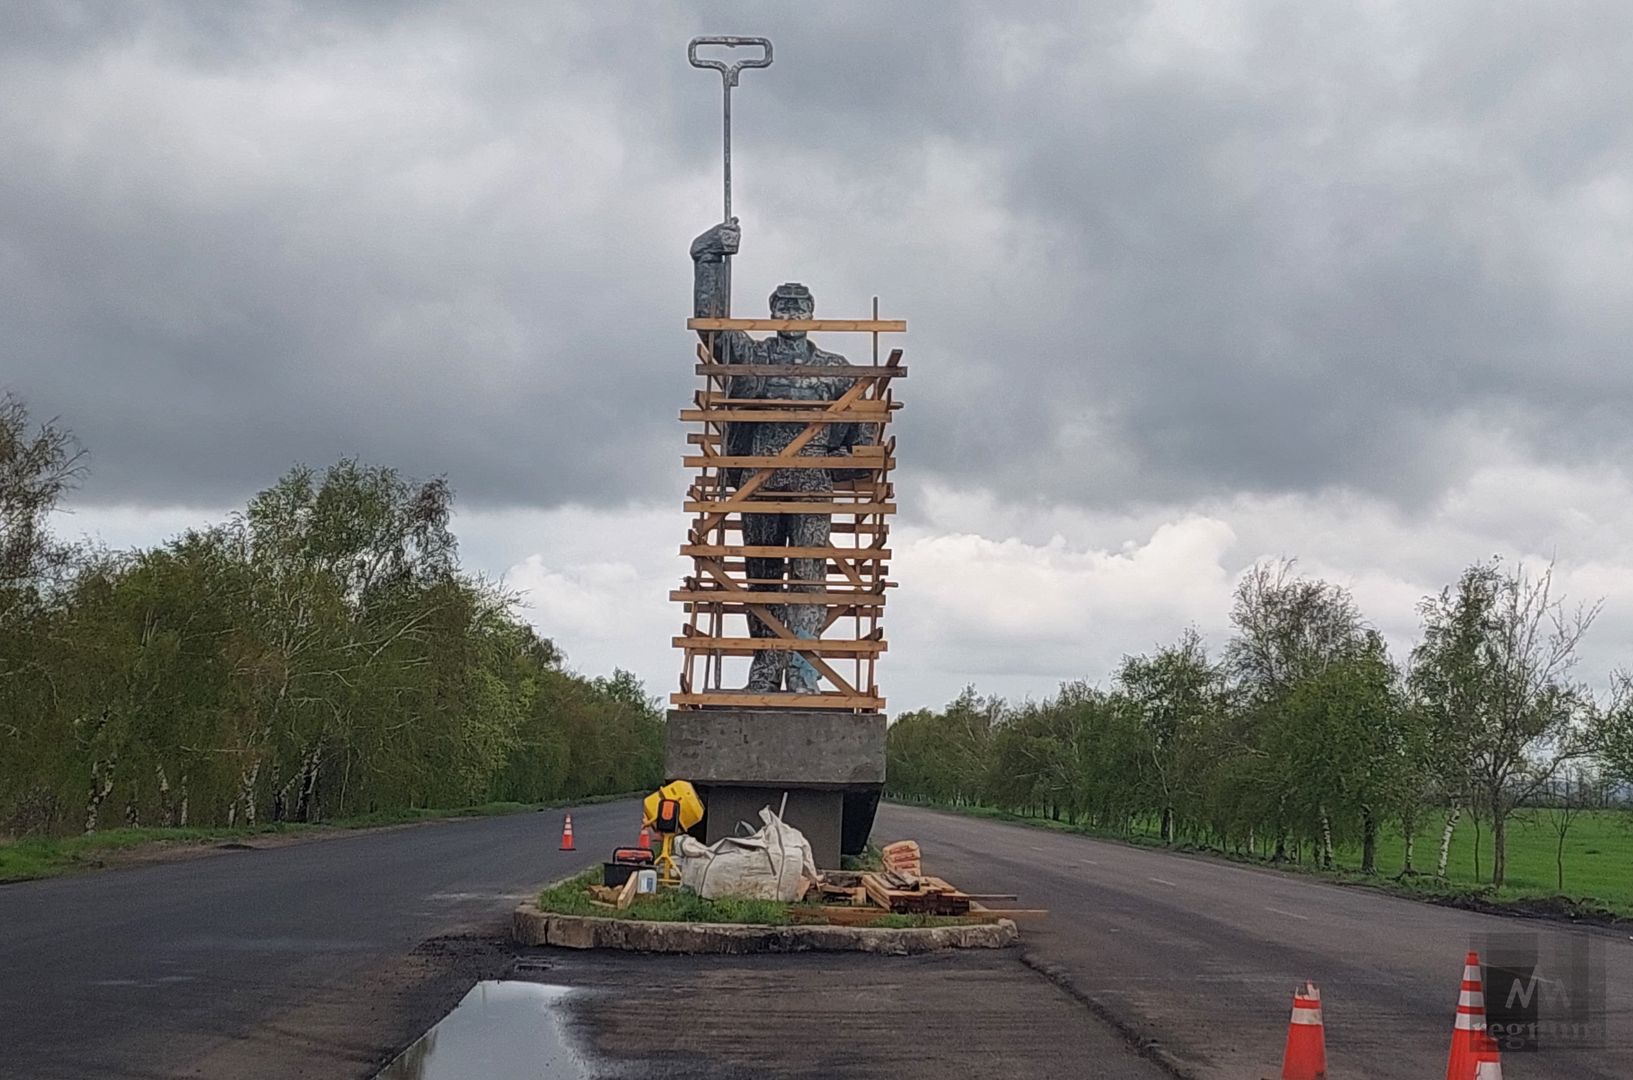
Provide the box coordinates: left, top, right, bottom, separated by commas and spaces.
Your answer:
690, 220, 753, 363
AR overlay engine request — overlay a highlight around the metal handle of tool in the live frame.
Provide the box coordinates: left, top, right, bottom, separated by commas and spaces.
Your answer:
687, 35, 773, 222
687, 36, 773, 88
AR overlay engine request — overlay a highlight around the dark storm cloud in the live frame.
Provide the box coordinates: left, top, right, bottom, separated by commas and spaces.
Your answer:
2, 1, 1630, 512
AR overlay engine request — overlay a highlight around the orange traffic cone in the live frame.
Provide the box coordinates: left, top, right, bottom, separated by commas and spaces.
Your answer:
559, 813, 575, 851
1277, 981, 1327, 1080
638, 824, 652, 850
1446, 951, 1503, 1080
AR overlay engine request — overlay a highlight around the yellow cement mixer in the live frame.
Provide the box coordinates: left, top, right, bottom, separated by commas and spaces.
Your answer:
642, 780, 704, 883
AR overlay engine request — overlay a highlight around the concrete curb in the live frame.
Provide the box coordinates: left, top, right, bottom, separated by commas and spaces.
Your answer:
512, 899, 1018, 954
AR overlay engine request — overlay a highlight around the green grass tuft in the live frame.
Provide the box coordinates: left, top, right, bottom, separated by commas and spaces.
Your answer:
841, 843, 884, 872
536, 870, 793, 924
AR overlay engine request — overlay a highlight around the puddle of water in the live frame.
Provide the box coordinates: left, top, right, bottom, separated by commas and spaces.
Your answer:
374, 980, 587, 1080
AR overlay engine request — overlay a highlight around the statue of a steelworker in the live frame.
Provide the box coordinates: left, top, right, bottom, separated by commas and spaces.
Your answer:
691, 219, 870, 694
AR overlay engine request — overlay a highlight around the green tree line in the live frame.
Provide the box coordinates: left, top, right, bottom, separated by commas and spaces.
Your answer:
1, 393, 662, 838
890, 556, 1633, 890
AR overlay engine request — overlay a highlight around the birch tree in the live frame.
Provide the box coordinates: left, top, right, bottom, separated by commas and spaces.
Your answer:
1411, 560, 1596, 887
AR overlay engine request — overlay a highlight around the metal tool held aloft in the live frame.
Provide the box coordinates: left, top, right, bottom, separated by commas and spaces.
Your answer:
687, 35, 773, 223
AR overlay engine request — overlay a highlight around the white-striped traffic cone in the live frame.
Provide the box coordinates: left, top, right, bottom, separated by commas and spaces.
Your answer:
1447, 951, 1502, 1080
1279, 981, 1327, 1079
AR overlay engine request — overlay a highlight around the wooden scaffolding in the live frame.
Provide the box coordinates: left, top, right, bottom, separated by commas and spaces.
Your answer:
673, 314, 907, 713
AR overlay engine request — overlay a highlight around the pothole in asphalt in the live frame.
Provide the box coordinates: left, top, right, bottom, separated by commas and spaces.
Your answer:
374, 980, 587, 1080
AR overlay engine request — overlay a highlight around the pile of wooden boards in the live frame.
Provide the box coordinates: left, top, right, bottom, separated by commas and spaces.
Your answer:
587, 874, 642, 910
861, 869, 981, 916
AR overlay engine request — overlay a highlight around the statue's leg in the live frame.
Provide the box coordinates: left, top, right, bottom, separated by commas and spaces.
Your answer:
743, 510, 787, 691
783, 506, 830, 695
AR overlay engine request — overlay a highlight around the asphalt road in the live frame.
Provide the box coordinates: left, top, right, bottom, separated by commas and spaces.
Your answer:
532, 950, 1170, 1079
0, 800, 642, 1079
876, 802, 1633, 1080
7, 798, 1627, 1079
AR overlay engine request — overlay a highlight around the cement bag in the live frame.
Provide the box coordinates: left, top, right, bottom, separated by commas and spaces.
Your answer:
677, 807, 819, 901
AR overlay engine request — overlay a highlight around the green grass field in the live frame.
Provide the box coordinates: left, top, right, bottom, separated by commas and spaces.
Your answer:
1356, 810, 1633, 900
892, 801, 1633, 919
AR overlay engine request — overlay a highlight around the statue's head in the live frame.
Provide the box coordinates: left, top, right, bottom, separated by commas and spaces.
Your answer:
769, 282, 813, 338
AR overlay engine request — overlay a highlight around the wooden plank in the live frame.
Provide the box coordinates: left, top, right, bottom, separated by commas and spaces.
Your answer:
697, 521, 889, 536
687, 500, 895, 515
686, 434, 887, 452
669, 588, 888, 607
701, 397, 896, 408
670, 691, 884, 709
681, 545, 891, 560
861, 873, 896, 911
679, 408, 894, 423
688, 317, 906, 333
697, 364, 907, 378
681, 577, 865, 587
673, 637, 886, 654
684, 456, 894, 470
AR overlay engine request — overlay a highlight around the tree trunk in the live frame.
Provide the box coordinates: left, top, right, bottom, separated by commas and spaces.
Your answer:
85, 760, 114, 834
1160, 806, 1174, 845
1319, 807, 1334, 870
1360, 806, 1378, 875
1472, 813, 1481, 883
1490, 795, 1506, 888
1556, 830, 1566, 892
156, 764, 174, 827
1436, 804, 1460, 878
1401, 826, 1415, 874
296, 746, 321, 823
238, 761, 260, 827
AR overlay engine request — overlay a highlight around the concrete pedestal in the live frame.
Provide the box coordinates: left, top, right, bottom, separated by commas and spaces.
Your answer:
665, 709, 886, 870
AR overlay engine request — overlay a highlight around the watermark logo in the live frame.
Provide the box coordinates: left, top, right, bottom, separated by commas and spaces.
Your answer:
1477, 932, 1605, 1052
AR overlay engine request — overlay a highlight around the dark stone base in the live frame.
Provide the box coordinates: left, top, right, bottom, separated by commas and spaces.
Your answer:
693, 783, 880, 870
666, 708, 888, 869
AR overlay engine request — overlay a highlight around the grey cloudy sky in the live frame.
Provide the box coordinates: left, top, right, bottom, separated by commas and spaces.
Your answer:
8, 2, 1633, 708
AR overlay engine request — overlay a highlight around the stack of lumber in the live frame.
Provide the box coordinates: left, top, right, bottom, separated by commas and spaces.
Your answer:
860, 869, 993, 916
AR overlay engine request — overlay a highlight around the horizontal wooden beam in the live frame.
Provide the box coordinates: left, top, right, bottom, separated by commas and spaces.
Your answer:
701, 397, 898, 408
688, 318, 906, 333
695, 522, 889, 536
679, 408, 894, 423
681, 545, 891, 559
697, 364, 907, 378
671, 590, 886, 607
684, 576, 890, 588
688, 436, 886, 456
670, 691, 884, 710
674, 637, 887, 654
684, 455, 894, 470
687, 500, 896, 515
